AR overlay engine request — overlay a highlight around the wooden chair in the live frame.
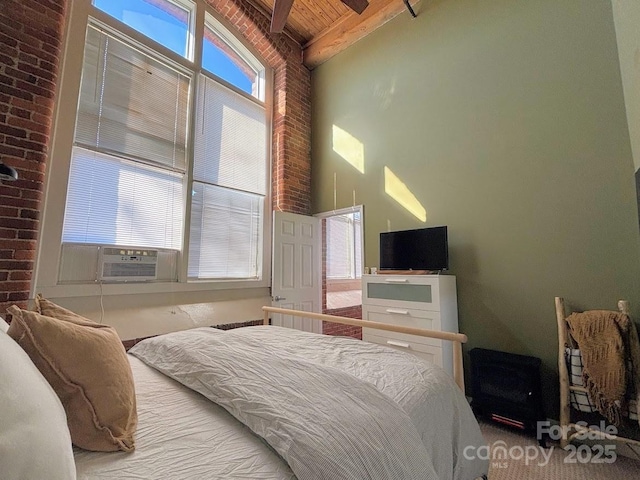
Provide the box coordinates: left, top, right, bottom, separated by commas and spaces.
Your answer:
555, 296, 640, 449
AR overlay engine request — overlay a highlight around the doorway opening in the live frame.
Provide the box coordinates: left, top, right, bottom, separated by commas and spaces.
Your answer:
317, 206, 364, 339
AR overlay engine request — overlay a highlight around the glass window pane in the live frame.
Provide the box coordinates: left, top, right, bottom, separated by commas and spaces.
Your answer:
63, 147, 184, 250
188, 182, 263, 279
93, 0, 193, 59
202, 14, 264, 100
202, 32, 253, 96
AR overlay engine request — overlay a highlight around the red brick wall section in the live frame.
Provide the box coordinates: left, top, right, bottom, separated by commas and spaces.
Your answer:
0, 0, 311, 316
322, 305, 363, 340
0, 0, 67, 314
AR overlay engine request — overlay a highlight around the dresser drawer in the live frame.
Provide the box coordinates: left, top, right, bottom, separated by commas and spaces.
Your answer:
364, 331, 443, 367
362, 274, 441, 311
363, 322, 443, 348
362, 306, 442, 347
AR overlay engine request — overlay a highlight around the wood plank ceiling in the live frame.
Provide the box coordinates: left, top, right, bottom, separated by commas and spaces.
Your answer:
248, 0, 420, 69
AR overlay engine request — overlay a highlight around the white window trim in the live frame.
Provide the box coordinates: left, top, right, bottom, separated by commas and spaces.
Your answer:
314, 205, 364, 220
33, 0, 273, 299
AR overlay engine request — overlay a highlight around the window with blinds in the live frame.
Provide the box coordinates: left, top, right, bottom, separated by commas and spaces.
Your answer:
74, 26, 190, 170
63, 25, 190, 251
324, 210, 362, 310
60, 5, 268, 284
63, 147, 184, 249
326, 212, 362, 280
188, 74, 267, 279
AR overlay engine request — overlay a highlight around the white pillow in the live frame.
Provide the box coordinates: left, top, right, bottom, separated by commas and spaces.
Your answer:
0, 316, 8, 333
0, 329, 77, 479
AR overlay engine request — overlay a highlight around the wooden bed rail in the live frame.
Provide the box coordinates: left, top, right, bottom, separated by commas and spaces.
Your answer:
262, 306, 468, 391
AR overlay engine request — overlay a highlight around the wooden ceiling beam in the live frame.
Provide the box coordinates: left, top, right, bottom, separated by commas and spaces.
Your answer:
303, 0, 421, 69
271, 0, 295, 33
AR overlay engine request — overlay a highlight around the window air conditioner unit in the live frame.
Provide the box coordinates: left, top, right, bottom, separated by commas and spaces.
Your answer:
98, 247, 158, 282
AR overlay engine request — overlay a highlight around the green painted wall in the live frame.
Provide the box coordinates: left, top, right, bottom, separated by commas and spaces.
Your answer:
611, 0, 640, 171
310, 0, 640, 418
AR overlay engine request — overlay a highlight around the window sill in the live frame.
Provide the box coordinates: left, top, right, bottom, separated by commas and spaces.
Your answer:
35, 278, 269, 299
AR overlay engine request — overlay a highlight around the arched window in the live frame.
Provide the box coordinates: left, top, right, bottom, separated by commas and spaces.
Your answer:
93, 0, 195, 59
203, 13, 265, 100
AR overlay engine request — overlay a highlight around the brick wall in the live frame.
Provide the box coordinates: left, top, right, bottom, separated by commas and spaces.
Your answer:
0, 0, 66, 313
0, 0, 311, 315
322, 306, 363, 340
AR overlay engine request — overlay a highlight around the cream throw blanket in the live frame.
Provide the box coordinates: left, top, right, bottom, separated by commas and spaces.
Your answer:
567, 310, 640, 427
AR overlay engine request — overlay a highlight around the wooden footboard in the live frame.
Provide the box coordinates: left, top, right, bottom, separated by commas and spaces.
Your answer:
262, 306, 468, 392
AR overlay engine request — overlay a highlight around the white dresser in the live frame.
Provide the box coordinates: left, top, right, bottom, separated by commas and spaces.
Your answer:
361, 274, 459, 375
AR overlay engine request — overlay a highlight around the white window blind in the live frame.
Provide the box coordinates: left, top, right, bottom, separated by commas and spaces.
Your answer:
354, 213, 362, 277
326, 213, 362, 280
327, 215, 351, 279
63, 24, 189, 251
193, 74, 266, 194
188, 183, 263, 279
76, 25, 190, 171
63, 147, 184, 249
188, 73, 267, 280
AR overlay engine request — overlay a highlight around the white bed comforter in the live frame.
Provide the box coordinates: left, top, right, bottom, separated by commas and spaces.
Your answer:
128, 326, 487, 480
74, 354, 298, 479
131, 327, 437, 480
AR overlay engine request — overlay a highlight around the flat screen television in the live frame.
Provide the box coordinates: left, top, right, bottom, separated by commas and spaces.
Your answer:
379, 226, 448, 271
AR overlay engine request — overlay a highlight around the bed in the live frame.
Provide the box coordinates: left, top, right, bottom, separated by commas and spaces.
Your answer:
1, 305, 489, 480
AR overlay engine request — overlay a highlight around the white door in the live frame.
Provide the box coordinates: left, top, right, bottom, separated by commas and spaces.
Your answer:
271, 211, 322, 333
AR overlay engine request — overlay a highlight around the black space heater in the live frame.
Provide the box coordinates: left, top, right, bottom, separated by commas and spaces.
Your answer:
470, 348, 547, 447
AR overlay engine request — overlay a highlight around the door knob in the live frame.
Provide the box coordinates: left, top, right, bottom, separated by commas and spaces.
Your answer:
273, 295, 286, 301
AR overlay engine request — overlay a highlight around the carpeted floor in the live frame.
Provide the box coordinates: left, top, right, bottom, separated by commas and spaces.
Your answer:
480, 421, 640, 479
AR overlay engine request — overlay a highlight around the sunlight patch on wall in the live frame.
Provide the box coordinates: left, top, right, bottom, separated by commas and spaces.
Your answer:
373, 78, 396, 111
332, 125, 365, 174
384, 166, 426, 222
277, 89, 286, 116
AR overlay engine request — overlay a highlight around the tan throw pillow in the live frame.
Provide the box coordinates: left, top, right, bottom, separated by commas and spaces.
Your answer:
6, 304, 137, 453
34, 293, 92, 324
